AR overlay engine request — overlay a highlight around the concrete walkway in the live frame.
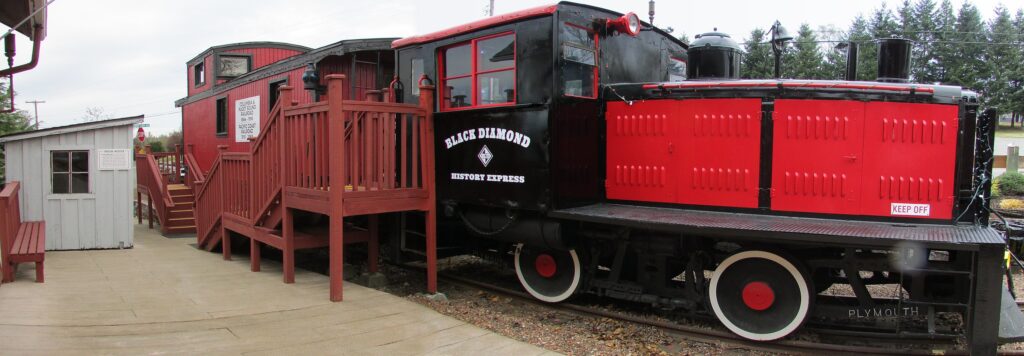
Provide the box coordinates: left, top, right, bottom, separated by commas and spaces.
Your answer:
0, 224, 554, 355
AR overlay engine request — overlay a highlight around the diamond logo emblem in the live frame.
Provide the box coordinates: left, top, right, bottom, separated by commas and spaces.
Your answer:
477, 145, 493, 167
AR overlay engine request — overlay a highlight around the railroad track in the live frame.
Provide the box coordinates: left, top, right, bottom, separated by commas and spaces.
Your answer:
392, 263, 1024, 355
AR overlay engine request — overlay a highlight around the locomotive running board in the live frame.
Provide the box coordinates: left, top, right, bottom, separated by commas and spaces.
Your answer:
549, 203, 1004, 250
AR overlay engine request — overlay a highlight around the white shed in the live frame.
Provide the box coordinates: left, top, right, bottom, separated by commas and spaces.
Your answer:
0, 116, 142, 250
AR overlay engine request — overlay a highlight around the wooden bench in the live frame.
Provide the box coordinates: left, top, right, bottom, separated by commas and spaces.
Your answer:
0, 182, 46, 283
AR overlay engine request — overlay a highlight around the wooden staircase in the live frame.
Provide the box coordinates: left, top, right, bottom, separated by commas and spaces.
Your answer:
136, 147, 197, 235
165, 184, 196, 233
191, 75, 437, 302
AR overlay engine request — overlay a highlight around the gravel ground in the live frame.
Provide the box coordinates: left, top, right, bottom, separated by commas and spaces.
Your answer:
371, 257, 781, 356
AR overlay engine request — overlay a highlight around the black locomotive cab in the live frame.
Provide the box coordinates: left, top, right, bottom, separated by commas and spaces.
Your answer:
393, 2, 686, 216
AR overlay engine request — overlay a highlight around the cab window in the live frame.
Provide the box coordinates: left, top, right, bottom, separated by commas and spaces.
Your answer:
439, 32, 516, 111
561, 23, 598, 98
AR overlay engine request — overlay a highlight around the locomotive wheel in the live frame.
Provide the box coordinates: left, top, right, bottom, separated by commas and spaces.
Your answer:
709, 250, 812, 341
514, 244, 581, 303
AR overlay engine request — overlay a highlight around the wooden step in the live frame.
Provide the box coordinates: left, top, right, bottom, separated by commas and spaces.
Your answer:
169, 209, 194, 219
171, 195, 194, 203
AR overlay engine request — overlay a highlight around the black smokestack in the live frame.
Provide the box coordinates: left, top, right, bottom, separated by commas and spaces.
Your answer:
876, 38, 912, 83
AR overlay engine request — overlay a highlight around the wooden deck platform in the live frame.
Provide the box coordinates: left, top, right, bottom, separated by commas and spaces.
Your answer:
0, 223, 554, 355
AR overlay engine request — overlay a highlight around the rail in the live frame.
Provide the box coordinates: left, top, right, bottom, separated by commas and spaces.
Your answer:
136, 153, 175, 233
194, 148, 224, 247
151, 150, 181, 184
221, 153, 252, 220
0, 182, 22, 277
249, 89, 288, 223
183, 146, 205, 190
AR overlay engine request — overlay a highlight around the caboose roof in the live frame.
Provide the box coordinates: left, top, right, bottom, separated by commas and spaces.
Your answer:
176, 38, 396, 107
185, 42, 312, 66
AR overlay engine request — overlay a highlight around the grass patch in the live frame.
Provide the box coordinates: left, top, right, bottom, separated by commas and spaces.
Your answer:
996, 122, 1024, 138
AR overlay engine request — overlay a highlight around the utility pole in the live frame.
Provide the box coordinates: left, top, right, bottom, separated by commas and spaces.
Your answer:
488, 0, 494, 16
25, 99, 44, 129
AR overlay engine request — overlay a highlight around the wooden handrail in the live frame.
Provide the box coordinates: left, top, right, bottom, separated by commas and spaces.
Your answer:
136, 153, 176, 233
0, 181, 22, 281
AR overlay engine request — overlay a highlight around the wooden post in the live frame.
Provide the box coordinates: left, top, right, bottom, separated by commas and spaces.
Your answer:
174, 144, 182, 184
147, 194, 154, 229
279, 86, 293, 189
368, 215, 379, 273
136, 191, 142, 224
283, 207, 295, 284
145, 145, 152, 154
418, 80, 437, 294
1009, 144, 1019, 173
221, 225, 230, 261
251, 240, 261, 272
366, 90, 383, 102
326, 74, 347, 302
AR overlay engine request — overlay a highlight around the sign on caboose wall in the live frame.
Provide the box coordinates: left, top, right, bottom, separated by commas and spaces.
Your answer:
235, 96, 261, 142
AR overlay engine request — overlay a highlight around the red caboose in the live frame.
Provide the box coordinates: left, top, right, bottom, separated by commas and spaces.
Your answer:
175, 39, 396, 170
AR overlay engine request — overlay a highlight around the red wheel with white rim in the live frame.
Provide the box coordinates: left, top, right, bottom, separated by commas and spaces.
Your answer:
514, 244, 581, 303
709, 250, 812, 341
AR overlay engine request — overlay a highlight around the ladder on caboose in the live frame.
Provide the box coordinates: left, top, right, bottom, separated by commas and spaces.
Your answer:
190, 75, 437, 301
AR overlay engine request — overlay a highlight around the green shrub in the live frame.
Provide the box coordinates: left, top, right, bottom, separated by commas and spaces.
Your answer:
997, 172, 1024, 196
992, 179, 1001, 198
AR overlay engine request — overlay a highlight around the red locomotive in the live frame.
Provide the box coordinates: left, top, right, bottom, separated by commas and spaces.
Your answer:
388, 2, 1013, 353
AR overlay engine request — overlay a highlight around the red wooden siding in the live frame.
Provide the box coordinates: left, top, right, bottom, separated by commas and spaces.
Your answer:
187, 46, 305, 96
184, 66, 313, 170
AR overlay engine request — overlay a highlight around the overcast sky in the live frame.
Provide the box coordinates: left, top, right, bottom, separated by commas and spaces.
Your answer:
8, 0, 1016, 135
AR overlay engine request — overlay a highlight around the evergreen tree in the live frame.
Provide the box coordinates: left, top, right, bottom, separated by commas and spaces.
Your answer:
818, 25, 848, 80
783, 24, 825, 79
0, 81, 35, 182
985, 6, 1018, 116
911, 0, 941, 83
947, 2, 987, 94
933, 0, 958, 83
847, 15, 874, 80
1008, 10, 1024, 123
742, 28, 774, 79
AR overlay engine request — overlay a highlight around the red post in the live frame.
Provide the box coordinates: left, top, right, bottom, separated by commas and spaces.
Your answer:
419, 81, 437, 294
174, 144, 182, 184
283, 207, 295, 284
147, 194, 154, 229
136, 191, 142, 224
368, 215, 379, 273
326, 74, 347, 302
221, 224, 230, 261
250, 240, 261, 272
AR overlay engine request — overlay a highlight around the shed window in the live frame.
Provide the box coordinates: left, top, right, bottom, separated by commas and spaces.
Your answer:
52, 151, 89, 194
440, 32, 515, 111
561, 23, 597, 98
216, 97, 228, 136
194, 62, 205, 86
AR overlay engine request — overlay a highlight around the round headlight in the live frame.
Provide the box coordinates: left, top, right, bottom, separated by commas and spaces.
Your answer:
626, 12, 640, 36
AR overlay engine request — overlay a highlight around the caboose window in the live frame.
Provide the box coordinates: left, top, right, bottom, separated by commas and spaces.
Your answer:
215, 97, 228, 137
194, 62, 205, 87
440, 32, 516, 110
561, 23, 597, 98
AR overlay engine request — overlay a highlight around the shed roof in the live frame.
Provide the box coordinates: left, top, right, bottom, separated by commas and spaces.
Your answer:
0, 0, 47, 40
0, 115, 144, 143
